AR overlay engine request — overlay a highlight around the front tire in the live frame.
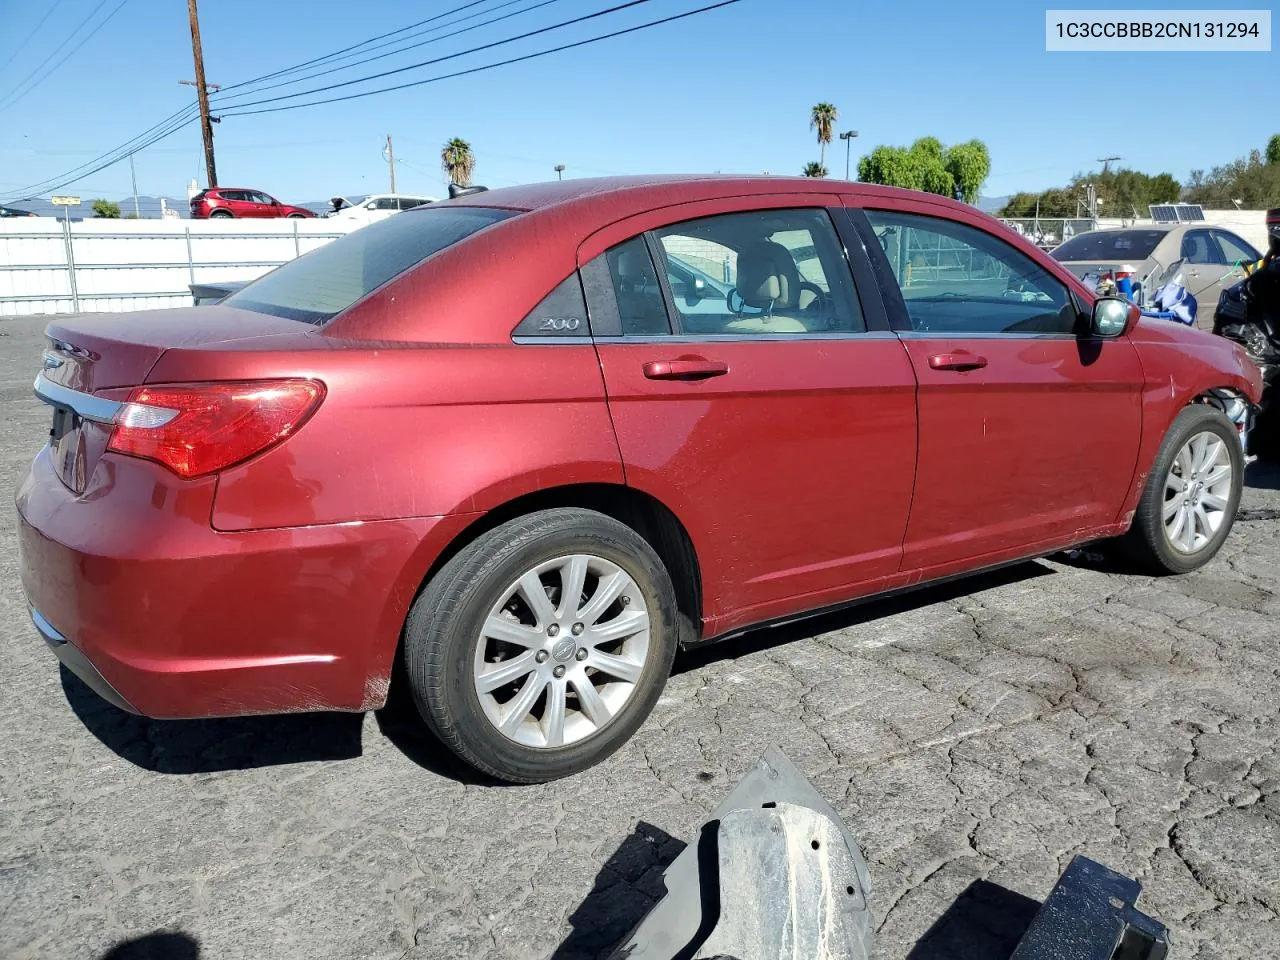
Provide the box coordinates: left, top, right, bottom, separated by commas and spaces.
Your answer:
1123, 405, 1243, 574
403, 509, 678, 783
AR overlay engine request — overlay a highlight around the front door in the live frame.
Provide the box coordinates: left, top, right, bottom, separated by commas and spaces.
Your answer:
581, 198, 919, 632
849, 204, 1145, 573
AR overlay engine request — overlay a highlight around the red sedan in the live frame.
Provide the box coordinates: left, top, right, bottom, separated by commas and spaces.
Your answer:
190, 187, 315, 219
17, 176, 1263, 782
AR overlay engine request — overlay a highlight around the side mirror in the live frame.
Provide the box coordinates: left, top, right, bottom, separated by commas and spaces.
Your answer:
1090, 297, 1133, 337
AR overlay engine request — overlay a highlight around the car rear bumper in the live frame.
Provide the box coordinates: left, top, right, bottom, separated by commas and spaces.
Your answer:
17, 446, 474, 719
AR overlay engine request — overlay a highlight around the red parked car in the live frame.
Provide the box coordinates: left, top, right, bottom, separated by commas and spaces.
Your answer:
18, 176, 1263, 783
190, 187, 314, 219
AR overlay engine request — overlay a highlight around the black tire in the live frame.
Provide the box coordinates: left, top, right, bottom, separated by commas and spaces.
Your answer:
209, 210, 233, 219
1122, 404, 1244, 574
287, 213, 306, 219
403, 508, 679, 783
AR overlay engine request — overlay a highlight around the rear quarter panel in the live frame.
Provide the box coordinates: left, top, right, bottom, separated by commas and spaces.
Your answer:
142, 341, 624, 531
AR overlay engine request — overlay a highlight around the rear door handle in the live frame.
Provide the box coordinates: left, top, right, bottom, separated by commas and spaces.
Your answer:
928, 353, 987, 372
642, 359, 729, 381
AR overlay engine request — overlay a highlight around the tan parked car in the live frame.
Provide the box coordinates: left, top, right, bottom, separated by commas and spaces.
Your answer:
1051, 225, 1261, 328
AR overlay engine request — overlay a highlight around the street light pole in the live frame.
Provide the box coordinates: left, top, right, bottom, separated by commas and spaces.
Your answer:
554, 164, 565, 181
128, 153, 141, 218
839, 130, 859, 180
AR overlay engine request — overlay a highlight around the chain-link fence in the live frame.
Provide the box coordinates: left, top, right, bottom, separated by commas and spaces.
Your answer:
996, 218, 1097, 252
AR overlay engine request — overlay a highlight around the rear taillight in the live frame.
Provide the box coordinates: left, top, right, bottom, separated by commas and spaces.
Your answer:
106, 379, 325, 479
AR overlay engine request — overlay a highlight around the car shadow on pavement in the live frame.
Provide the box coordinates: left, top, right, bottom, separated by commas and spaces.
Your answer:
673, 561, 1054, 676
906, 879, 1041, 960
1245, 458, 1280, 491
551, 820, 686, 959
61, 667, 364, 774
95, 931, 201, 959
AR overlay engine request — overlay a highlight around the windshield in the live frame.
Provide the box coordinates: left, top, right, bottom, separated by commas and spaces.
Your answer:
1051, 230, 1166, 262
226, 206, 514, 324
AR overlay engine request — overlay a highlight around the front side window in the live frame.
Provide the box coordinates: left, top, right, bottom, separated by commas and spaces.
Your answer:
1213, 230, 1260, 265
375, 197, 399, 210
225, 206, 514, 324
653, 208, 863, 335
864, 210, 1076, 335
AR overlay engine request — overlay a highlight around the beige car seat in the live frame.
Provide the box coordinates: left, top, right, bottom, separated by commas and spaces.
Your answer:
725, 240, 813, 334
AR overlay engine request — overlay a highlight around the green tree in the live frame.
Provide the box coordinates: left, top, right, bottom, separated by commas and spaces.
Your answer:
1267, 134, 1280, 165
91, 198, 121, 218
856, 136, 987, 202
944, 140, 992, 205
440, 137, 475, 186
802, 161, 828, 178
809, 103, 838, 169
1183, 147, 1280, 207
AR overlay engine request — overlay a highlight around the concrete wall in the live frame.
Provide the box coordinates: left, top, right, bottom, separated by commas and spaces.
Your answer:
0, 217, 362, 317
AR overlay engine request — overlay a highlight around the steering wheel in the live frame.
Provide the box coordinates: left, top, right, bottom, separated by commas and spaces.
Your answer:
798, 281, 834, 326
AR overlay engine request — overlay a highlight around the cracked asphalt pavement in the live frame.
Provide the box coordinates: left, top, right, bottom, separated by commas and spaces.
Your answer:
2, 314, 1279, 959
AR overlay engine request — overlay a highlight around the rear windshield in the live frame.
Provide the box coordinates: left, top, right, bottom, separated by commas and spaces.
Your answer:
1051, 230, 1165, 262
226, 206, 514, 324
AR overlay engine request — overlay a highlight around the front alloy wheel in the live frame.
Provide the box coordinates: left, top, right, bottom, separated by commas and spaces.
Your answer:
1163, 431, 1233, 554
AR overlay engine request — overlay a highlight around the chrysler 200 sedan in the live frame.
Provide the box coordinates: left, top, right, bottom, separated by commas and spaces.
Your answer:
18, 176, 1263, 783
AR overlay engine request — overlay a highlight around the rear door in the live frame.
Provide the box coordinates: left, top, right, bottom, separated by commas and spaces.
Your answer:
847, 201, 1144, 573
581, 196, 919, 633
1180, 228, 1226, 318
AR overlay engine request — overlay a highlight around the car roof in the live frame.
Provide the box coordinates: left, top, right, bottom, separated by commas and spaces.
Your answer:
444, 174, 974, 218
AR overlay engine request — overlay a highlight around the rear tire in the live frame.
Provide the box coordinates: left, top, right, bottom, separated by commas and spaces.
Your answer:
209, 210, 233, 219
402, 508, 678, 783
1122, 405, 1243, 574
287, 213, 306, 219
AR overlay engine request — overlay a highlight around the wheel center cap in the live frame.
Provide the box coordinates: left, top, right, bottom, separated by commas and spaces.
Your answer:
551, 637, 577, 663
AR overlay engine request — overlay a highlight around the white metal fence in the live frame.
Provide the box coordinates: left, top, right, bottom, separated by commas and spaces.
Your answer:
0, 217, 363, 317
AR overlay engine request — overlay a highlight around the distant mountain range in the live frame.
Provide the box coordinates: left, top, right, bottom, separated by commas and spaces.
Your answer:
977, 195, 1010, 213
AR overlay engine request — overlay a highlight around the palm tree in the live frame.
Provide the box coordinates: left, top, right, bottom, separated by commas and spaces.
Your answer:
441, 138, 475, 187
802, 162, 828, 178
810, 103, 838, 168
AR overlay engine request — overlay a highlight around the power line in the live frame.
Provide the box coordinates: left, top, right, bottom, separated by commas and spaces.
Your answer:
216, 0, 503, 93
215, 0, 659, 113
0, 0, 68, 79
2, 110, 198, 201
221, 0, 565, 101
221, 0, 742, 118
0, 0, 130, 113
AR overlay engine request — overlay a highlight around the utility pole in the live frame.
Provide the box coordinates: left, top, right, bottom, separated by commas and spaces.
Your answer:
839, 130, 859, 180
1097, 155, 1121, 175
186, 0, 217, 188
554, 164, 565, 181
128, 153, 140, 218
384, 134, 396, 192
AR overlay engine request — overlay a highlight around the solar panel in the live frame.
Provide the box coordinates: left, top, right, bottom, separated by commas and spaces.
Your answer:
1149, 203, 1205, 223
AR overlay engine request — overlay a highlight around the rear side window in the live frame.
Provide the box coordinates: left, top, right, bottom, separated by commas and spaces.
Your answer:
226, 206, 514, 324
1051, 230, 1165, 261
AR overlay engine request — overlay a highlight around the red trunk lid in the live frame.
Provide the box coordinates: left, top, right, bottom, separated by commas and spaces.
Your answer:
37, 306, 311, 492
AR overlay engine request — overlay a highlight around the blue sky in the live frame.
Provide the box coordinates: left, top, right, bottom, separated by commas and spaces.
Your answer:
0, 0, 1273, 204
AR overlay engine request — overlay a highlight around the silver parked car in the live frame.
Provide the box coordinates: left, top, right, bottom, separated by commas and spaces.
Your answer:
1051, 225, 1261, 328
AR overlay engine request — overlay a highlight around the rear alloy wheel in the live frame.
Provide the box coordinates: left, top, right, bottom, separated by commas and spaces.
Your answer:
1123, 405, 1243, 574
209, 210, 233, 218
403, 509, 678, 783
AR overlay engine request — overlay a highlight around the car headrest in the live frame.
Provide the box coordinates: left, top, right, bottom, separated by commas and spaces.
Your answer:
736, 240, 800, 309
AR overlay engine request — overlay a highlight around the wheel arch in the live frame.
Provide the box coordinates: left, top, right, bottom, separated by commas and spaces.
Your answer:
373, 482, 705, 705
